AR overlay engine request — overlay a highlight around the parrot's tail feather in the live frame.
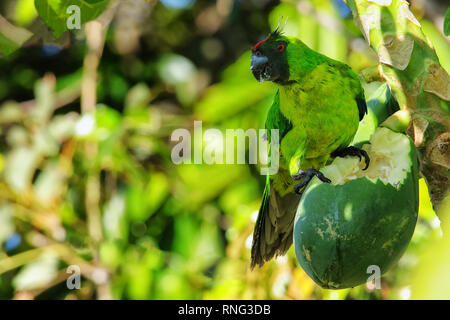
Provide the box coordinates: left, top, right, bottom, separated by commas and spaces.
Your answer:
250, 183, 301, 269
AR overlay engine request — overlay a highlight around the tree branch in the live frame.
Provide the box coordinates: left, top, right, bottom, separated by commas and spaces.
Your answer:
345, 0, 450, 214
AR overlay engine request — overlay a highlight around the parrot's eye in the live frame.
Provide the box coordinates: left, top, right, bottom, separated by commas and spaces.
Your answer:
276, 43, 286, 53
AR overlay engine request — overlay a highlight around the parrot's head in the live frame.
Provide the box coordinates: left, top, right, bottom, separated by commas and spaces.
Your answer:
250, 21, 291, 84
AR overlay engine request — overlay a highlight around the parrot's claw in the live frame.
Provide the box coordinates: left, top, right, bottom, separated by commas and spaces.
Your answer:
331, 146, 370, 170
292, 169, 331, 194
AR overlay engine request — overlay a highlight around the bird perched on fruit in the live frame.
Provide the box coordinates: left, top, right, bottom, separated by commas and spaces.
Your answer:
250, 20, 369, 269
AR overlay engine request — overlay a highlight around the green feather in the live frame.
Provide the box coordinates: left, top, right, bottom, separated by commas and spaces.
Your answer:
265, 89, 292, 143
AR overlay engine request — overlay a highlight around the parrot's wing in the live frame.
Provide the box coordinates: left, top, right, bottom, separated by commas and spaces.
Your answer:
250, 178, 301, 269
327, 61, 368, 121
265, 89, 292, 143
356, 90, 368, 121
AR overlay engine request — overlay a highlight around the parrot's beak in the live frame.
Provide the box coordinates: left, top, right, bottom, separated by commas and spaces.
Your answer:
251, 53, 272, 83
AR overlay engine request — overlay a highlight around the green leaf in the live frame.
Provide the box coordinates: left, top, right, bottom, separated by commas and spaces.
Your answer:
352, 81, 399, 144
0, 206, 14, 245
31, 78, 55, 126
33, 161, 65, 205
154, 269, 193, 300
444, 7, 450, 36
12, 252, 59, 290
125, 83, 152, 112
0, 102, 25, 124
126, 173, 168, 223
15, 0, 38, 27
13, 251, 58, 290
34, 0, 110, 38
103, 193, 128, 241
5, 147, 41, 192
0, 16, 33, 56
195, 52, 275, 123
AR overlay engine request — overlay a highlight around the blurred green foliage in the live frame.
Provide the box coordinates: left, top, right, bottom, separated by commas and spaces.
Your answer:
0, 0, 449, 300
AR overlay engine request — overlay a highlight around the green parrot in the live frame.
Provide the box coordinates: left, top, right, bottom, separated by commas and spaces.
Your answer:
250, 23, 370, 269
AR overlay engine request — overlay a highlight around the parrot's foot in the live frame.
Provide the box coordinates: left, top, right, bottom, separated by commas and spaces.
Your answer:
292, 169, 331, 194
332, 146, 370, 170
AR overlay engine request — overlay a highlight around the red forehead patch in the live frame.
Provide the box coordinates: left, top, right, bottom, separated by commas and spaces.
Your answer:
252, 34, 271, 51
